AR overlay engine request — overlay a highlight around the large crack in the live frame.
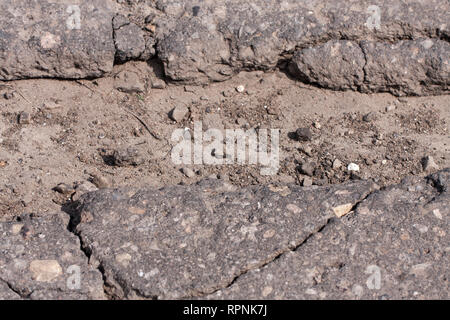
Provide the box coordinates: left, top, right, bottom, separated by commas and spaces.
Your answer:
0, 277, 33, 299
61, 183, 378, 300
62, 201, 115, 300
64, 200, 158, 300
188, 217, 336, 299
186, 188, 377, 298
358, 41, 369, 86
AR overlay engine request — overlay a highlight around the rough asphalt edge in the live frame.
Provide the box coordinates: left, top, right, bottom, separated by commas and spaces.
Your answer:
68, 170, 447, 300
0, 0, 449, 95
1, 170, 448, 300
204, 170, 449, 299
71, 181, 376, 299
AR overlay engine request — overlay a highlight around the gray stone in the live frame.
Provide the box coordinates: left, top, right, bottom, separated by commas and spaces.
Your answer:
90, 174, 112, 189
72, 179, 377, 299
113, 16, 147, 62
72, 181, 99, 202
112, 147, 145, 167
302, 176, 313, 187
18, 112, 31, 125
300, 146, 313, 157
0, 213, 105, 299
169, 105, 189, 122
53, 183, 74, 196
386, 105, 396, 112
363, 112, 377, 122
151, 79, 167, 89
295, 128, 312, 142
299, 162, 316, 177
0, 0, 115, 80
332, 159, 343, 170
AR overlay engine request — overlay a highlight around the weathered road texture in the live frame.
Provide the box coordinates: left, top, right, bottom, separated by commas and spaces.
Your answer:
72, 179, 377, 299
0, 212, 105, 299
289, 39, 450, 96
66, 169, 446, 300
206, 170, 450, 299
155, 0, 449, 95
1, 0, 449, 95
0, 0, 115, 80
0, 169, 448, 299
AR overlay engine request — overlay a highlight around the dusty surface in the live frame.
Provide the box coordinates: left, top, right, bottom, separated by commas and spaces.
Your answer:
0, 64, 448, 220
0, 0, 449, 300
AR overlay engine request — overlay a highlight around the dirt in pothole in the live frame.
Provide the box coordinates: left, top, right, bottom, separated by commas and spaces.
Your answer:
0, 61, 449, 220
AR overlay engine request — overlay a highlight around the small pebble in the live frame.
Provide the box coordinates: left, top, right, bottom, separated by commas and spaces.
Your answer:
75, 181, 98, 193
43, 101, 61, 110
299, 162, 316, 177
313, 122, 321, 129
144, 13, 155, 24
266, 105, 279, 115
112, 147, 144, 167
169, 105, 189, 122
90, 174, 111, 189
332, 159, 342, 170
151, 79, 166, 89
386, 105, 396, 112
236, 85, 245, 93
421, 156, 439, 172
347, 163, 360, 172
181, 167, 195, 178
363, 112, 377, 122
4, 92, 13, 99
18, 112, 31, 124
302, 176, 313, 186
295, 127, 312, 142
300, 146, 313, 157
53, 183, 74, 195
184, 85, 196, 93
72, 181, 98, 201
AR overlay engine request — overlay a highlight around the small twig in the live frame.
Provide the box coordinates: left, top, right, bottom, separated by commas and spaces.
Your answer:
124, 108, 161, 140
0, 83, 33, 107
75, 80, 96, 93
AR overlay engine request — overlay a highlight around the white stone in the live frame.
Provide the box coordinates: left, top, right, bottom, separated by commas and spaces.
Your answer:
29, 260, 62, 282
347, 163, 360, 172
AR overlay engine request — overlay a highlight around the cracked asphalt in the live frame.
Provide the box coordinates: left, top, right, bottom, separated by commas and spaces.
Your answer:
1, 169, 448, 300
0, 0, 449, 300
